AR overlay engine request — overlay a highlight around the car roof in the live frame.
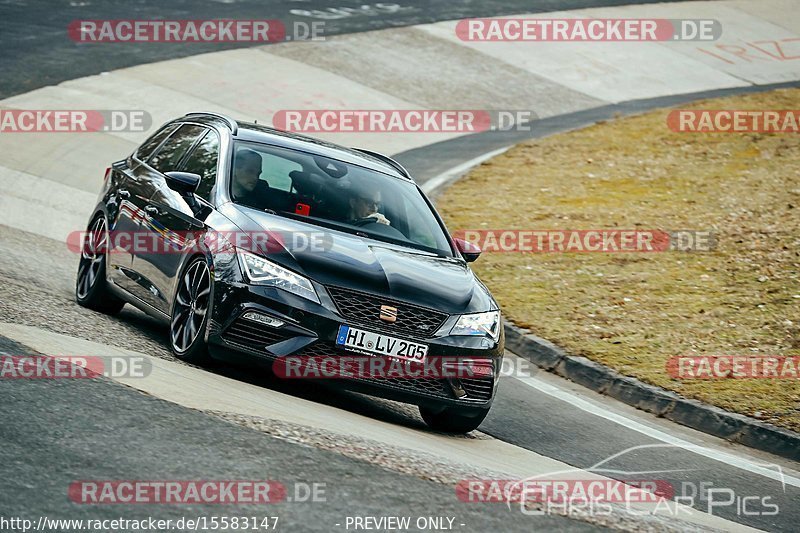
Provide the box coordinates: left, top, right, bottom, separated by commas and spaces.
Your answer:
177, 114, 411, 181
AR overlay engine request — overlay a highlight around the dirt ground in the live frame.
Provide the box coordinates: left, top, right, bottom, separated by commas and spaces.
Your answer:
438, 88, 800, 431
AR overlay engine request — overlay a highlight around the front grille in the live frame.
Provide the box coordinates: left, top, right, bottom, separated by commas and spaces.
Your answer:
299, 342, 451, 399
326, 286, 448, 339
222, 317, 289, 351
296, 342, 492, 404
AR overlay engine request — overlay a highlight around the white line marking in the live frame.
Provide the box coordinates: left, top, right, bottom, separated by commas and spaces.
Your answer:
421, 146, 510, 195
514, 373, 800, 489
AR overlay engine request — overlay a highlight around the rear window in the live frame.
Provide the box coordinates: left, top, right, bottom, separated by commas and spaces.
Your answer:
180, 130, 220, 201
149, 124, 207, 174
134, 123, 177, 161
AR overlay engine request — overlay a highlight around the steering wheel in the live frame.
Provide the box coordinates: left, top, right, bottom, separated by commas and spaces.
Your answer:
353, 217, 379, 227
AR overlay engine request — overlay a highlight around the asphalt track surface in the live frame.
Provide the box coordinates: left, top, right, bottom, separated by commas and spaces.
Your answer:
2, 1, 800, 532
1, 334, 590, 533
0, 0, 694, 99
396, 80, 800, 183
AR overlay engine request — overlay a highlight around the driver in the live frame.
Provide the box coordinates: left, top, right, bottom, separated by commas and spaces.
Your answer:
349, 186, 390, 226
231, 148, 267, 201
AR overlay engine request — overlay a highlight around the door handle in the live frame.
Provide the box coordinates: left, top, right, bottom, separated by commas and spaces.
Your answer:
118, 189, 131, 199
144, 206, 161, 216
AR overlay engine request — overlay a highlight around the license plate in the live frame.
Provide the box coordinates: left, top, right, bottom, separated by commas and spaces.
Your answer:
335, 325, 428, 363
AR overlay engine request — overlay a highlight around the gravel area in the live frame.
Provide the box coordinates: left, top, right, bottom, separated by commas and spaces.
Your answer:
209, 412, 499, 485
209, 412, 720, 533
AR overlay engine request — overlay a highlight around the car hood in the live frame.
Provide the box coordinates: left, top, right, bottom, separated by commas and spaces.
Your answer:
231, 207, 496, 314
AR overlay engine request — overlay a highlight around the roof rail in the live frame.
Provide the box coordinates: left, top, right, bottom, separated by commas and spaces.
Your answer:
184, 112, 238, 135
353, 148, 411, 179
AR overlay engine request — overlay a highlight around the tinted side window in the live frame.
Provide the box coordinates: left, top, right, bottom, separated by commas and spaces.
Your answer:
135, 123, 177, 161
261, 153, 302, 192
180, 130, 220, 201
149, 124, 206, 173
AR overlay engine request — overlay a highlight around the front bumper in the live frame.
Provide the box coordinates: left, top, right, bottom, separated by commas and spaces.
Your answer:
205, 279, 504, 410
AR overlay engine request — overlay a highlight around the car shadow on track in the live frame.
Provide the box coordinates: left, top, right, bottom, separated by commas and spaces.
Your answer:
111, 306, 432, 433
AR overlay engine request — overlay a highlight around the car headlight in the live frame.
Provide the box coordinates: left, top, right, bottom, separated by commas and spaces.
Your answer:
237, 251, 319, 304
451, 310, 501, 341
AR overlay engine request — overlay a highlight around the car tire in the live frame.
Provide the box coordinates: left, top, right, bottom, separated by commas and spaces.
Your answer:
419, 405, 489, 433
170, 256, 212, 364
75, 215, 125, 315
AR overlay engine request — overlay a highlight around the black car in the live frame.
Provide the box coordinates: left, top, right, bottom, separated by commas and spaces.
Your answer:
76, 112, 504, 432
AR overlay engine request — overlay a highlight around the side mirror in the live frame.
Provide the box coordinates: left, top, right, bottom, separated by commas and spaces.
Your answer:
164, 171, 201, 195
454, 238, 481, 263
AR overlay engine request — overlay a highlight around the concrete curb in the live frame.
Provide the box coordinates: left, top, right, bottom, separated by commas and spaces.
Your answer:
504, 322, 800, 462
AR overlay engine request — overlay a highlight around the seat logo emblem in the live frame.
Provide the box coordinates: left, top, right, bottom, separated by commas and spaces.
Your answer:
379, 305, 398, 323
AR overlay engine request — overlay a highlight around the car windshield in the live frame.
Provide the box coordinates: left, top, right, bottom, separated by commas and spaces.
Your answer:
229, 141, 453, 256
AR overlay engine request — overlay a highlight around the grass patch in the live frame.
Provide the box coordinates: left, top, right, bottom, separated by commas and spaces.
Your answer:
438, 88, 800, 431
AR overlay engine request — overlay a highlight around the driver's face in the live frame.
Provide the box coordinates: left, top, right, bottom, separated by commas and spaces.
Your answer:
234, 160, 262, 191
353, 193, 381, 218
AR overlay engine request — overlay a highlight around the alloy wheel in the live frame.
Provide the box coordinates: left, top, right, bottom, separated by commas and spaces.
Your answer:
76, 217, 107, 299
171, 259, 211, 353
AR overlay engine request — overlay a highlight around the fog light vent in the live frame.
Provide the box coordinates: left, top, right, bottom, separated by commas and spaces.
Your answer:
242, 312, 284, 328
